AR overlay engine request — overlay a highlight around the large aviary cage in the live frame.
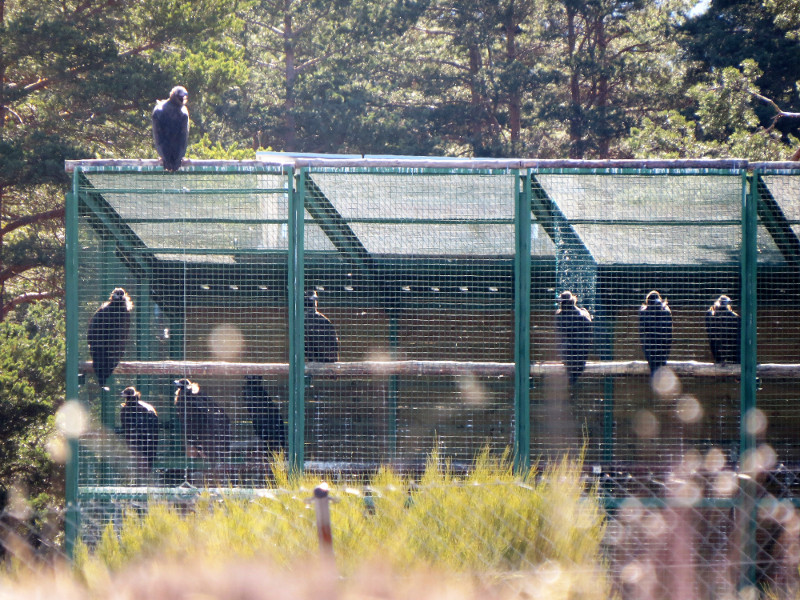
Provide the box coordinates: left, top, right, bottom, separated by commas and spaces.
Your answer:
65, 156, 800, 587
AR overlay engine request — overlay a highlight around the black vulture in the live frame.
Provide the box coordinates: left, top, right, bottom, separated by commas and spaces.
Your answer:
555, 290, 594, 386
120, 386, 159, 471
87, 287, 133, 388
173, 378, 231, 462
638, 290, 673, 375
305, 289, 340, 362
242, 375, 286, 454
152, 86, 189, 171
705, 295, 741, 365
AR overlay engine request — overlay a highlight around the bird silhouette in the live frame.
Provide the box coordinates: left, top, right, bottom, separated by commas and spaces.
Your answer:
152, 86, 189, 171
120, 386, 159, 472
173, 378, 231, 463
638, 290, 673, 375
305, 289, 340, 363
555, 290, 594, 386
87, 287, 133, 388
705, 295, 741, 365
242, 375, 286, 454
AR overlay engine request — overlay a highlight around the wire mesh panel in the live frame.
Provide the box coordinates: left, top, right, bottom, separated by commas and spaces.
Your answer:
301, 168, 521, 469
528, 169, 749, 470
75, 167, 292, 496
528, 166, 759, 598
753, 168, 800, 592
63, 158, 800, 596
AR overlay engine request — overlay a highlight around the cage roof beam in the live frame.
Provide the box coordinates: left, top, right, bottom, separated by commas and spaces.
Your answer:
755, 174, 800, 270
303, 174, 373, 271
79, 174, 156, 278
529, 174, 594, 264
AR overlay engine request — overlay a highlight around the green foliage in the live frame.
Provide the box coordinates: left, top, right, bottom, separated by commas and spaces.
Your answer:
0, 301, 65, 505
680, 0, 800, 143
624, 60, 798, 159
76, 449, 608, 592
766, 0, 800, 38
188, 134, 256, 160
0, 0, 246, 317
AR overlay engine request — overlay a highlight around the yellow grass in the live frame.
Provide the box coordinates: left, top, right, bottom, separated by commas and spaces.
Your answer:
2, 449, 611, 599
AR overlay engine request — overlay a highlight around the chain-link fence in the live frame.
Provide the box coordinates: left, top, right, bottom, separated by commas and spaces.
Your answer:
58, 156, 800, 597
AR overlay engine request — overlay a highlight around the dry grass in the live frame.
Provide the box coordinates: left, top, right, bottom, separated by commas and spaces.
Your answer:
2, 449, 611, 599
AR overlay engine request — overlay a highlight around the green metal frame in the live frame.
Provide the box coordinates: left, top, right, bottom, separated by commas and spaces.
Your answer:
288, 167, 305, 472
514, 170, 531, 472
65, 161, 797, 575
64, 171, 80, 559
738, 171, 759, 589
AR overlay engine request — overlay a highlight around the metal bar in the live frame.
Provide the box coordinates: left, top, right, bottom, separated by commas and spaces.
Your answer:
754, 174, 800, 269
529, 168, 743, 176
529, 174, 595, 265
287, 167, 305, 473
83, 187, 287, 195
565, 219, 742, 227
64, 175, 81, 559
66, 157, 751, 172
309, 217, 515, 226
514, 171, 531, 473
122, 218, 290, 225
738, 170, 759, 590
119, 217, 516, 225
65, 159, 291, 172
79, 191, 153, 275
594, 303, 616, 464
388, 313, 399, 460
303, 174, 373, 269
310, 483, 335, 559
99, 237, 116, 442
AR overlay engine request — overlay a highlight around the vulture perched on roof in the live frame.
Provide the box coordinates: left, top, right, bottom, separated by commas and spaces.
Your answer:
87, 287, 133, 388
705, 295, 741, 365
305, 289, 340, 363
638, 290, 673, 375
173, 378, 231, 463
555, 290, 594, 386
120, 386, 159, 472
152, 86, 189, 171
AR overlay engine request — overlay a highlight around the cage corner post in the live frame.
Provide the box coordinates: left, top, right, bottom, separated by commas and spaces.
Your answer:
287, 166, 306, 473
64, 166, 81, 559
514, 169, 532, 473
737, 166, 759, 590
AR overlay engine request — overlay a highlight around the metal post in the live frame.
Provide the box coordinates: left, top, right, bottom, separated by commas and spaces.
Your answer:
311, 482, 334, 559
98, 236, 114, 485
514, 170, 532, 473
64, 170, 81, 559
388, 313, 399, 460
287, 167, 305, 473
594, 303, 616, 464
737, 169, 759, 590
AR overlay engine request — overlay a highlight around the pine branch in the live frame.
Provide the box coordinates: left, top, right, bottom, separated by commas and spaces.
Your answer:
1, 291, 62, 318
0, 207, 65, 237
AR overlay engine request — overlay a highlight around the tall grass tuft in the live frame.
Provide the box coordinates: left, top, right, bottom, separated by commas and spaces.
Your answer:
73, 448, 609, 595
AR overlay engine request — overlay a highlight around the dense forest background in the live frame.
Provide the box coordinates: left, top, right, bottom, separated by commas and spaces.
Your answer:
0, 0, 799, 518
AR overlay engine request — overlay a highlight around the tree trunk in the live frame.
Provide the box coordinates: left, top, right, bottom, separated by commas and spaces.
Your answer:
1, 0, 7, 318
283, 2, 297, 151
567, 5, 583, 159
504, 13, 521, 151
468, 44, 483, 153
595, 16, 611, 158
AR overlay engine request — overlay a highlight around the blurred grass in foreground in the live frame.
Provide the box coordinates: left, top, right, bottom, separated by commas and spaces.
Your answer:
3, 449, 611, 599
